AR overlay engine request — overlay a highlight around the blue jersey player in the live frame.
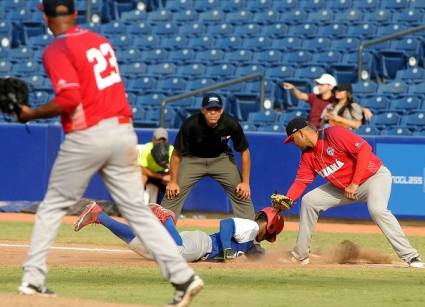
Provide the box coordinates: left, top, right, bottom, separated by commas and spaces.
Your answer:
74, 202, 284, 262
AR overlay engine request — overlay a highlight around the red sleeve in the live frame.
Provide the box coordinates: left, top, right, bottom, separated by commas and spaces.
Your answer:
286, 153, 316, 201
43, 46, 81, 112
306, 93, 315, 105
327, 127, 373, 185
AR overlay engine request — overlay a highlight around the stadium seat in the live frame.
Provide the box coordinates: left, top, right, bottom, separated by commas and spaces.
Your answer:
253, 50, 282, 65
240, 122, 257, 132
188, 35, 215, 50
160, 35, 189, 50
193, 0, 221, 12
334, 9, 363, 23
12, 61, 40, 76
206, 64, 236, 79
187, 78, 215, 91
30, 91, 50, 106
301, 37, 332, 52
364, 10, 392, 24
347, 23, 378, 39
261, 24, 288, 38
389, 96, 422, 114
282, 110, 309, 123
377, 51, 407, 79
288, 24, 318, 38
174, 9, 198, 24
136, 93, 165, 108
133, 35, 160, 49
307, 9, 334, 24
390, 37, 422, 58
152, 23, 178, 36
128, 76, 158, 93
196, 49, 225, 63
256, 124, 283, 133
394, 9, 423, 26
169, 49, 196, 63
8, 47, 33, 62
377, 24, 409, 37
179, 22, 206, 36
120, 10, 147, 23
101, 21, 126, 36
247, 110, 278, 126
312, 51, 342, 65
119, 48, 142, 64
140, 49, 168, 63
271, 36, 302, 51
0, 61, 12, 76
216, 36, 243, 51
378, 81, 408, 96
109, 0, 136, 20
109, 35, 132, 48
408, 82, 425, 97
220, 0, 246, 12
226, 10, 254, 24
355, 125, 380, 136
299, 0, 326, 10
243, 36, 273, 51
352, 81, 378, 96
317, 23, 348, 38
395, 68, 425, 84
295, 66, 326, 80
265, 65, 294, 80
21, 22, 47, 44
147, 9, 172, 24
157, 77, 187, 93
147, 63, 176, 76
329, 64, 358, 84
271, 0, 297, 12
327, 0, 352, 10
207, 23, 234, 37
177, 63, 207, 77
361, 95, 390, 113
383, 0, 410, 10
371, 112, 401, 127
401, 112, 425, 129
331, 37, 361, 51
234, 23, 261, 37
166, 0, 193, 12
199, 10, 225, 24
24, 75, 47, 90
253, 10, 280, 25
282, 51, 313, 64
120, 62, 147, 77
411, 0, 425, 9
224, 49, 253, 64
280, 9, 307, 25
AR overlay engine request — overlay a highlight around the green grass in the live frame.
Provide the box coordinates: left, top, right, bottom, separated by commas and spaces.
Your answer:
1, 220, 425, 306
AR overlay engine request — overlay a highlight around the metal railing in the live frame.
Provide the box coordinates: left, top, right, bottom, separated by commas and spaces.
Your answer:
159, 73, 265, 127
357, 24, 425, 80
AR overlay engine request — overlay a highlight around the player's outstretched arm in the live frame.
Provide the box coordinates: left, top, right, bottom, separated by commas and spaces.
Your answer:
19, 102, 63, 123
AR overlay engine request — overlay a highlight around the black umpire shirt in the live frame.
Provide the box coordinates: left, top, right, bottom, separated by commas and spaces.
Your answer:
174, 112, 249, 158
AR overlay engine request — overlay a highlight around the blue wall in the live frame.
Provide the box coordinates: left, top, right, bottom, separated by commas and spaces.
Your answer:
0, 123, 424, 219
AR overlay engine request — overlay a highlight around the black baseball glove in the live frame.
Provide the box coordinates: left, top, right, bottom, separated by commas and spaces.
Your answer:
0, 77, 29, 119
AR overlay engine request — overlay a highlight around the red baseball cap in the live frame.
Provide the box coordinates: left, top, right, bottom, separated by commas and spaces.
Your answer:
283, 117, 309, 144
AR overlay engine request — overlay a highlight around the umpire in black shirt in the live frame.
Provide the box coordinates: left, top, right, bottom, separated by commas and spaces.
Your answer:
161, 93, 255, 219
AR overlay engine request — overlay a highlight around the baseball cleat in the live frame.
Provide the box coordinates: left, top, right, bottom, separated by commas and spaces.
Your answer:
18, 282, 56, 297
167, 274, 204, 307
223, 248, 236, 262
289, 251, 310, 265
73, 201, 102, 232
407, 257, 425, 268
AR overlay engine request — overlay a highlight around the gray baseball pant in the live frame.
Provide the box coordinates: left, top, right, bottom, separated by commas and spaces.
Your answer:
293, 166, 419, 263
22, 118, 194, 287
161, 153, 255, 219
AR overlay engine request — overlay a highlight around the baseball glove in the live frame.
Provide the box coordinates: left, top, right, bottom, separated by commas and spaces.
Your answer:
270, 193, 294, 211
0, 78, 29, 119
148, 203, 177, 224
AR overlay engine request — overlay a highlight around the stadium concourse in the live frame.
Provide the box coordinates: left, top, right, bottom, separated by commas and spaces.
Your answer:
0, 0, 425, 135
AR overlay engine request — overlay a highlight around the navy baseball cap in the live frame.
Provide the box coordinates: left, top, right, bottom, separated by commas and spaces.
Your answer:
283, 117, 309, 144
39, 0, 75, 17
201, 93, 223, 109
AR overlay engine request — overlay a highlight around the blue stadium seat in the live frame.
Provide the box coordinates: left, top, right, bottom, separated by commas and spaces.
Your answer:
295, 66, 325, 80
389, 96, 422, 114
24, 75, 47, 90
394, 9, 423, 25
120, 62, 147, 77
299, 0, 326, 10
381, 127, 412, 136
6, 9, 32, 23
347, 23, 378, 39
0, 61, 12, 76
179, 22, 206, 36
253, 10, 281, 25
411, 0, 425, 9
235, 64, 265, 77
240, 122, 257, 132
253, 50, 282, 65
12, 61, 40, 76
226, 10, 254, 24
174, 9, 198, 24
247, 110, 278, 126
412, 130, 425, 136
206, 64, 236, 79
378, 81, 409, 96
317, 23, 348, 38
25, 34, 52, 49
329, 64, 358, 84
177, 63, 207, 77
282, 110, 309, 123
207, 23, 234, 37
132, 107, 145, 122
216, 36, 243, 51
364, 10, 392, 24
307, 10, 334, 24
277, 80, 311, 110
261, 24, 288, 38
160, 35, 189, 50
168, 97, 197, 109
280, 9, 308, 25
109, 35, 132, 48
142, 108, 180, 128
169, 49, 196, 63
390, 37, 422, 59
147, 9, 173, 24
311, 51, 342, 65
128, 76, 158, 93
382, 0, 410, 10
361, 95, 390, 113
371, 112, 401, 127
193, 0, 221, 12
21, 22, 47, 44
136, 93, 165, 108
101, 21, 126, 36
352, 0, 380, 10
187, 78, 215, 91
265, 65, 294, 80
152, 23, 178, 36
109, 0, 136, 20
220, 0, 246, 12
141, 48, 168, 63
271, 36, 302, 51
225, 49, 253, 64
331, 37, 361, 51
408, 82, 425, 97
196, 49, 225, 63
30, 91, 50, 106
301, 37, 332, 52
352, 81, 378, 96
401, 112, 425, 129
157, 77, 187, 93
243, 36, 272, 51
247, 0, 273, 12
166, 0, 193, 12
257, 124, 283, 133
327, 0, 353, 10
282, 51, 313, 64
120, 10, 147, 23
188, 35, 215, 50
271, 0, 297, 12
199, 10, 225, 24
356, 125, 380, 136
133, 35, 160, 49
377, 51, 407, 79
334, 9, 363, 23
8, 47, 33, 62
377, 24, 409, 37
147, 63, 176, 76
234, 23, 261, 37
395, 68, 425, 84
288, 24, 318, 38
119, 48, 143, 64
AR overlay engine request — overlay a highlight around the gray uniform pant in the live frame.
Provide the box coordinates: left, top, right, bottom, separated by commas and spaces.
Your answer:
22, 118, 194, 287
293, 166, 419, 263
161, 153, 255, 219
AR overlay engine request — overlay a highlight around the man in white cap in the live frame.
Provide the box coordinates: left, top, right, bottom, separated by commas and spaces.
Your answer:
283, 74, 372, 129
137, 128, 174, 203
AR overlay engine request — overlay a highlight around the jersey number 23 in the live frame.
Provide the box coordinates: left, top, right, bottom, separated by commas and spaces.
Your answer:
86, 43, 121, 90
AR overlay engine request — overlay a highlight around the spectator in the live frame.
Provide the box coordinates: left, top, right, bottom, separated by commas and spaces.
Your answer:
320, 83, 363, 129
137, 128, 173, 203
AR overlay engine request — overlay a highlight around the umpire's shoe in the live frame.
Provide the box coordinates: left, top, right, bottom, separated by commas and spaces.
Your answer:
73, 201, 102, 232
167, 274, 204, 307
18, 282, 56, 297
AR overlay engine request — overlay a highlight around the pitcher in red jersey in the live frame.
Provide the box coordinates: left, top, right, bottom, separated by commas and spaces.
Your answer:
282, 117, 423, 268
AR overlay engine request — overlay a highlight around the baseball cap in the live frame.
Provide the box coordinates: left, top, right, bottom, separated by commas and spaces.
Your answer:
283, 117, 309, 144
201, 93, 223, 109
335, 83, 352, 94
38, 0, 75, 17
153, 127, 168, 141
314, 74, 337, 87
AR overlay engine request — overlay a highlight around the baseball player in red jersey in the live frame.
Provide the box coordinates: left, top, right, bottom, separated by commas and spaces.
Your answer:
282, 117, 424, 268
16, 1, 203, 305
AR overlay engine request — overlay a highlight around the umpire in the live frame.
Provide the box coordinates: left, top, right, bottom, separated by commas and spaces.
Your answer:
162, 93, 255, 219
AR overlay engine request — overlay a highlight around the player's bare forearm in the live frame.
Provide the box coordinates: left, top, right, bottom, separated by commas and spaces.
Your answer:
240, 149, 251, 185
142, 166, 164, 180
169, 150, 181, 183
292, 87, 309, 101
19, 101, 63, 123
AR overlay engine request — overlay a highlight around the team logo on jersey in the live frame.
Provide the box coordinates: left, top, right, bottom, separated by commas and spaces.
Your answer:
316, 159, 345, 178
326, 146, 335, 156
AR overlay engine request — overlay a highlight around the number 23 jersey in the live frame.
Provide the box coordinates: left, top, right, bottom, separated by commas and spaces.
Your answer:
43, 26, 132, 133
